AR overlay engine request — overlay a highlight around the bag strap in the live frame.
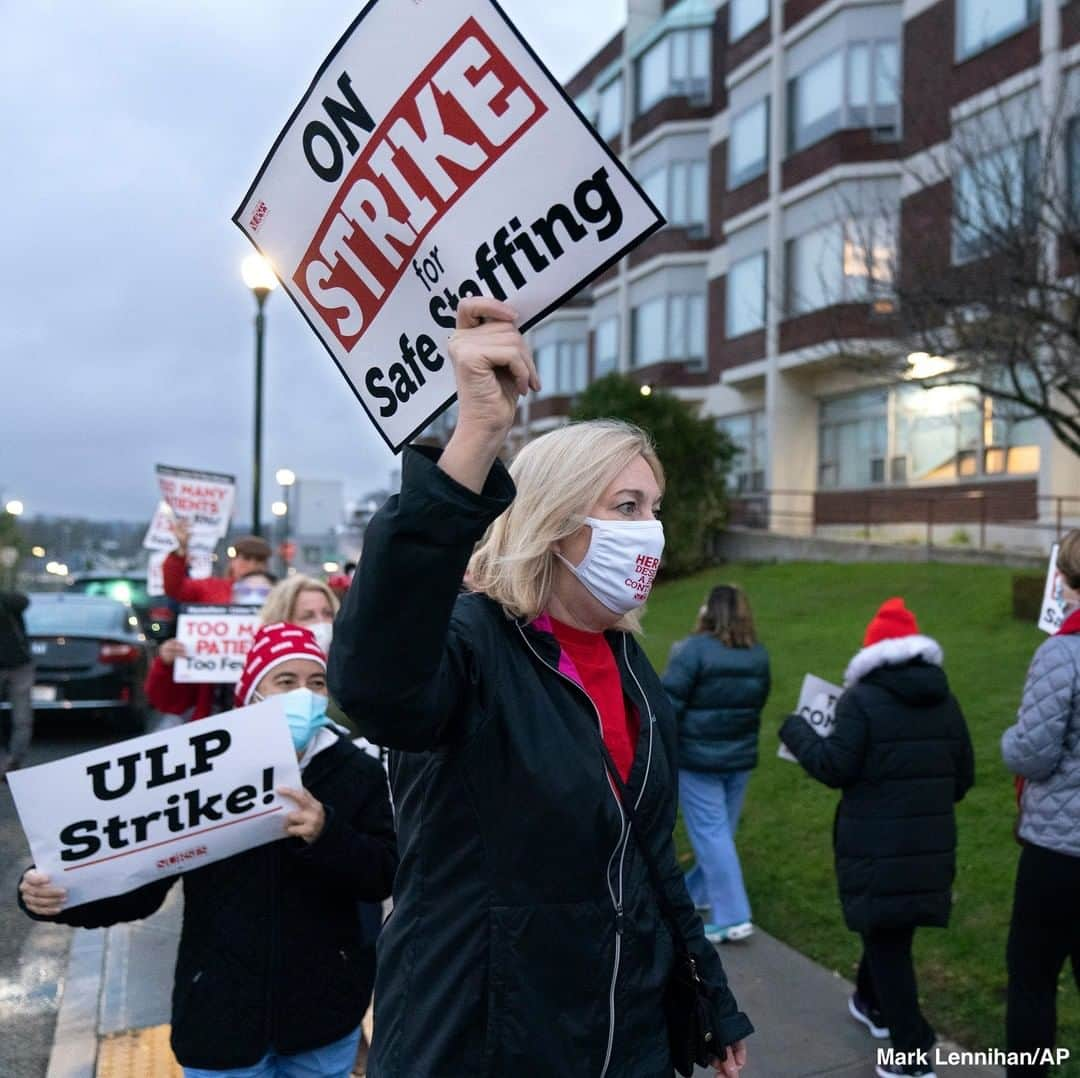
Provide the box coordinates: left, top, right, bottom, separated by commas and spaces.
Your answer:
598, 740, 693, 961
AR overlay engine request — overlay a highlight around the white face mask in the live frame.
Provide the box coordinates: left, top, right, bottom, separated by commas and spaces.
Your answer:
559, 517, 665, 615
308, 621, 334, 656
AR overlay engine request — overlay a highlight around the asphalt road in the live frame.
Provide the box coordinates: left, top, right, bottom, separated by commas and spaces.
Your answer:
0, 716, 117, 1078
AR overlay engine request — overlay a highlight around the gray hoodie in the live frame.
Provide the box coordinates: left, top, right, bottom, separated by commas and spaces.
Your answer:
1002, 632, 1080, 857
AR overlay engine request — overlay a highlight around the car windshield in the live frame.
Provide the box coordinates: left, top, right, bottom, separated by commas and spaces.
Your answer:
70, 578, 149, 606
25, 600, 127, 636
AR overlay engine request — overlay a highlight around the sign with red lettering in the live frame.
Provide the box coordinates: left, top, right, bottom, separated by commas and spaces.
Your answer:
154, 465, 236, 555
174, 605, 263, 684
8, 699, 302, 906
233, 0, 663, 451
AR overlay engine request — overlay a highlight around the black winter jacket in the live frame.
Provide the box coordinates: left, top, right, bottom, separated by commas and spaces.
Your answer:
779, 638, 975, 933
328, 447, 752, 1078
0, 591, 30, 669
22, 735, 396, 1069
662, 636, 770, 772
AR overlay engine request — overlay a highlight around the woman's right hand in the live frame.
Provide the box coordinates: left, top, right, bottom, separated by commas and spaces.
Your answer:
172, 518, 190, 558
20, 869, 67, 917
158, 639, 187, 667
440, 296, 539, 494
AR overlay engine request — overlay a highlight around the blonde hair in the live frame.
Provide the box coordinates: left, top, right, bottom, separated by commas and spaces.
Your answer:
468, 419, 664, 631
694, 585, 758, 648
260, 575, 340, 625
1058, 530, 1080, 589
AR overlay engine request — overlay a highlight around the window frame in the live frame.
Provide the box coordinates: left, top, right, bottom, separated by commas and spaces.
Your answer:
955, 0, 1040, 63
596, 76, 624, 141
729, 0, 770, 43
728, 97, 770, 189
787, 38, 901, 155
631, 291, 708, 369
635, 28, 712, 116
594, 315, 620, 378
726, 251, 768, 337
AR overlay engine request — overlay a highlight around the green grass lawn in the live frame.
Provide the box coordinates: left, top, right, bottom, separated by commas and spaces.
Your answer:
641, 561, 1079, 1073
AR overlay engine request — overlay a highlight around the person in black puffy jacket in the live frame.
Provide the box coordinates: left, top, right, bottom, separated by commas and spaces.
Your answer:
18, 623, 397, 1077
662, 585, 770, 944
780, 598, 973, 1078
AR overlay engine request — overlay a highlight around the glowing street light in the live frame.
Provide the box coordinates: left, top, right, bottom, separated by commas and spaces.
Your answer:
639, 384, 653, 397
323, 561, 340, 574
271, 501, 288, 517
4, 499, 24, 516
31, 546, 45, 558
241, 253, 279, 538
275, 468, 296, 487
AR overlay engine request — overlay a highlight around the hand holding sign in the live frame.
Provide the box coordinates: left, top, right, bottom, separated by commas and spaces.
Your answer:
440, 297, 538, 493
779, 674, 843, 763
278, 786, 327, 844
19, 869, 67, 918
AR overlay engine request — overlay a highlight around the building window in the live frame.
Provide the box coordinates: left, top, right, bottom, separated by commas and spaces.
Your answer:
953, 135, 1038, 263
788, 40, 900, 153
820, 384, 1040, 489
597, 77, 623, 141
956, 0, 1040, 61
727, 251, 767, 337
787, 217, 895, 314
718, 412, 768, 493
639, 159, 709, 230
594, 316, 620, 377
729, 0, 770, 42
728, 98, 769, 188
1068, 117, 1080, 224
536, 339, 588, 398
818, 389, 888, 489
636, 29, 711, 115
631, 293, 707, 368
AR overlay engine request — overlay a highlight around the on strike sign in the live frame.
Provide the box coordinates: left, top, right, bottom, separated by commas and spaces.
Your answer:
8, 700, 301, 906
233, 0, 663, 450
174, 605, 262, 684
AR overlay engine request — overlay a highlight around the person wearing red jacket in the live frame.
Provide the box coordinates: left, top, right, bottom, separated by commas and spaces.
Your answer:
163, 521, 271, 604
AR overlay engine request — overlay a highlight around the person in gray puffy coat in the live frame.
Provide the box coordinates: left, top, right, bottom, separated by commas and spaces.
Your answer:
663, 585, 770, 944
1001, 530, 1080, 1077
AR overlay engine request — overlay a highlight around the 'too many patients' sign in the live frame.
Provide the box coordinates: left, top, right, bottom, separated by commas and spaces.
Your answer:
233, 0, 662, 450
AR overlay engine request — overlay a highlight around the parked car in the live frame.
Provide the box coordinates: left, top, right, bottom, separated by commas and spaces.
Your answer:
10, 594, 150, 734
67, 571, 176, 641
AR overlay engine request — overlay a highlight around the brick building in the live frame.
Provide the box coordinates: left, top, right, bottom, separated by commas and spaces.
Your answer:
515, 0, 1080, 549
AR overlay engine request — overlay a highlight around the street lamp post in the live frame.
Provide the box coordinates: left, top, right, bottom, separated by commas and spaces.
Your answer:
274, 468, 296, 576
241, 254, 278, 537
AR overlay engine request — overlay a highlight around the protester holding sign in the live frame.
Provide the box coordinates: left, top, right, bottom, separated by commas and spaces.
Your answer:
780, 598, 974, 1078
20, 622, 396, 1077
1001, 531, 1080, 1077
163, 524, 271, 604
662, 586, 770, 945
0, 589, 34, 781
328, 296, 750, 1078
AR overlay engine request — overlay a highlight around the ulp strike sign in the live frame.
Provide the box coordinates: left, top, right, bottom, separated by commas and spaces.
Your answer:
233, 0, 663, 450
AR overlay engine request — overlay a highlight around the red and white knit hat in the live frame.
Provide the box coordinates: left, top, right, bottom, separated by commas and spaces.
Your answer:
863, 597, 919, 647
234, 622, 326, 707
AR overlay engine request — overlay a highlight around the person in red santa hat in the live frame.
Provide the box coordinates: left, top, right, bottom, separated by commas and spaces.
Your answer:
780, 598, 974, 1078
19, 622, 396, 1078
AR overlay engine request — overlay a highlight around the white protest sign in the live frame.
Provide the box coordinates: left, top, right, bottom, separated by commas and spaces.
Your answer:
779, 674, 844, 763
1038, 544, 1066, 634
156, 465, 236, 553
233, 0, 663, 451
9, 699, 301, 907
142, 500, 179, 552
147, 550, 168, 598
174, 605, 262, 684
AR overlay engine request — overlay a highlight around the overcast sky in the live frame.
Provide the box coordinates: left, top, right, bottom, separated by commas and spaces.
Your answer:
0, 0, 625, 523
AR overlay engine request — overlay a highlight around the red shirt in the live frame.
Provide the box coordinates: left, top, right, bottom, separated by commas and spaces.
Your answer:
550, 617, 639, 783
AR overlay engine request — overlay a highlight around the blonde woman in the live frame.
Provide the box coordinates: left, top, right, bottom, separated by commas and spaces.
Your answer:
261, 575, 339, 655
329, 297, 751, 1078
662, 586, 770, 945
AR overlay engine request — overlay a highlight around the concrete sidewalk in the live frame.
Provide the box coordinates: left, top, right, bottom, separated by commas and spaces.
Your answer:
43, 897, 1003, 1078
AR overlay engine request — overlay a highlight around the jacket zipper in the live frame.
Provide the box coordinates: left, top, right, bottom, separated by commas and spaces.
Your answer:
516, 626, 654, 1078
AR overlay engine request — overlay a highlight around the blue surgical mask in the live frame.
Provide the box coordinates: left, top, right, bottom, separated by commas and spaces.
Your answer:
233, 583, 271, 606
280, 688, 330, 751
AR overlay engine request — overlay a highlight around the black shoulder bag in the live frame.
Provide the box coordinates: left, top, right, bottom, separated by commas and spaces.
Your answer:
598, 743, 720, 1076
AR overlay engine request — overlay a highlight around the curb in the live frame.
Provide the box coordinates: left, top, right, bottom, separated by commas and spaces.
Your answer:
45, 926, 105, 1078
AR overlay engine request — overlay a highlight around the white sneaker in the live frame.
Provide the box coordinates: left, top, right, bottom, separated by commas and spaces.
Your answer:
704, 921, 754, 943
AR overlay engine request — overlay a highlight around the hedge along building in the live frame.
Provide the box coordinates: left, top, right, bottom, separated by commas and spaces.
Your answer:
511, 0, 1080, 553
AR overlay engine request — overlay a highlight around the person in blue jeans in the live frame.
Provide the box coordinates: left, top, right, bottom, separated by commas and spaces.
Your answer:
663, 585, 770, 943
